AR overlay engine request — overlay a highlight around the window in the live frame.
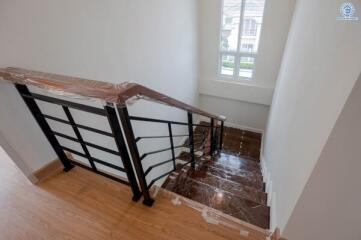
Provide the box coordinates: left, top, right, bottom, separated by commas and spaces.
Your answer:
243, 19, 257, 36
219, 0, 265, 80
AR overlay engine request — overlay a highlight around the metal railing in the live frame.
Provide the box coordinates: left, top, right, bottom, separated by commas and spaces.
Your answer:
1, 67, 226, 206
14, 84, 142, 201
118, 107, 224, 206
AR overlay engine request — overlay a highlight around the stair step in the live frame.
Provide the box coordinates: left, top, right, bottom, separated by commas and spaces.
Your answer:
195, 163, 264, 191
223, 127, 262, 140
178, 151, 262, 174
223, 133, 262, 145
221, 147, 261, 162
178, 152, 264, 189
221, 126, 262, 161
203, 152, 263, 174
179, 165, 267, 206
198, 161, 264, 184
163, 170, 270, 229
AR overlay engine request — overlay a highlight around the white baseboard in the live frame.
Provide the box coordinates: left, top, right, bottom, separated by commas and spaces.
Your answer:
223, 121, 264, 134
261, 153, 277, 232
198, 116, 264, 134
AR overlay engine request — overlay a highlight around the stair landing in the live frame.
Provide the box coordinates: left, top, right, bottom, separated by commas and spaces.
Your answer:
162, 126, 270, 229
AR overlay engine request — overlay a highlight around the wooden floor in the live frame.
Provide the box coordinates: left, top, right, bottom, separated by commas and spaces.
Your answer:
0, 147, 268, 240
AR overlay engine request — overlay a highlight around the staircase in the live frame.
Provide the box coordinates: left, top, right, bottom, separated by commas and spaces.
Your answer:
0, 67, 274, 237
162, 124, 270, 229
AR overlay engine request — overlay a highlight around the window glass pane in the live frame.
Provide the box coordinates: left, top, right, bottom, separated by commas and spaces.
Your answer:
221, 0, 242, 51
221, 55, 235, 76
239, 0, 265, 53
239, 56, 255, 78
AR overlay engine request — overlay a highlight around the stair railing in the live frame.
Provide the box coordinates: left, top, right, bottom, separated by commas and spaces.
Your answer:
0, 67, 226, 206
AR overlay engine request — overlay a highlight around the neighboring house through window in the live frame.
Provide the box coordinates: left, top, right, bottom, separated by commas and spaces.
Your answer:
219, 0, 265, 80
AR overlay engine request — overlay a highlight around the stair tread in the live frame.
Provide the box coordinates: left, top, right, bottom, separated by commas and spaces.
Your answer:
164, 124, 269, 229
163, 170, 270, 229
221, 127, 262, 161
195, 164, 264, 190
179, 165, 267, 205
179, 151, 262, 173
198, 161, 263, 184
204, 152, 262, 173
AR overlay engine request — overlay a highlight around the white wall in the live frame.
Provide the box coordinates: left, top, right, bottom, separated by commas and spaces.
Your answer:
199, 95, 269, 131
198, 0, 295, 130
283, 73, 361, 240
0, 0, 199, 184
262, 0, 361, 232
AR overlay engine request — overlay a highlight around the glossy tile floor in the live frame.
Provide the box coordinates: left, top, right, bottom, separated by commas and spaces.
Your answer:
0, 146, 269, 240
163, 126, 270, 229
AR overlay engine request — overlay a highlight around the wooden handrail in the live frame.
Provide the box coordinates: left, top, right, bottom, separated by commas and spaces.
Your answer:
0, 67, 225, 121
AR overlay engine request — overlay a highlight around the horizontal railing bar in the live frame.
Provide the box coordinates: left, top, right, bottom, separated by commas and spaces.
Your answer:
147, 169, 175, 190
53, 131, 79, 142
61, 146, 87, 158
84, 141, 120, 156
135, 133, 204, 142
178, 158, 195, 169
21, 92, 107, 116
54, 131, 120, 156
62, 146, 126, 174
69, 160, 130, 186
129, 116, 218, 128
144, 158, 174, 176
130, 116, 188, 125
140, 144, 190, 161
43, 114, 113, 137
61, 145, 124, 172
91, 157, 125, 172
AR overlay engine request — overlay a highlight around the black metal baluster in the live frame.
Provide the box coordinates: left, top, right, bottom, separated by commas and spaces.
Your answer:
210, 118, 215, 155
219, 121, 224, 150
62, 106, 97, 171
15, 84, 74, 171
187, 112, 195, 169
168, 123, 176, 170
104, 104, 142, 202
201, 130, 206, 154
117, 105, 154, 206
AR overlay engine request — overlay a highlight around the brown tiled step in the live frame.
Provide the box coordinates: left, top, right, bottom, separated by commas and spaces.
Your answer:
163, 170, 270, 229
223, 133, 262, 145
180, 152, 262, 175
221, 148, 261, 162
175, 156, 264, 191
178, 165, 267, 205
195, 164, 264, 191
199, 159, 263, 182
223, 127, 262, 140
223, 139, 262, 152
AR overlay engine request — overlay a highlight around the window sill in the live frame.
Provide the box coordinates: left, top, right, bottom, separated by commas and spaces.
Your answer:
199, 79, 274, 106
217, 74, 253, 83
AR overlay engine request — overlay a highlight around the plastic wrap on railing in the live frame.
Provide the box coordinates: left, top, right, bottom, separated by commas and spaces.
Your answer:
0, 67, 226, 120
0, 67, 133, 104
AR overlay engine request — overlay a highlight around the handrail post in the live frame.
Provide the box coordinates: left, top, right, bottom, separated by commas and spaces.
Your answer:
15, 84, 74, 171
210, 118, 215, 155
219, 121, 224, 150
168, 123, 176, 170
117, 105, 154, 206
187, 112, 195, 169
104, 103, 142, 202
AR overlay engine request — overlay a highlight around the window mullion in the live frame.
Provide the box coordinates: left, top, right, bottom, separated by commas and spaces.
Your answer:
235, 0, 246, 78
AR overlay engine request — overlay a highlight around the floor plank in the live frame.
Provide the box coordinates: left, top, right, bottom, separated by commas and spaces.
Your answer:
0, 147, 268, 240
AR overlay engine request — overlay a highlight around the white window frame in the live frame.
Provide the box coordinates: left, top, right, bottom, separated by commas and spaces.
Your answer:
218, 0, 265, 81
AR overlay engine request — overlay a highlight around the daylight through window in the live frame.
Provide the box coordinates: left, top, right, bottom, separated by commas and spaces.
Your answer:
219, 0, 265, 80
